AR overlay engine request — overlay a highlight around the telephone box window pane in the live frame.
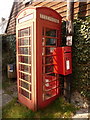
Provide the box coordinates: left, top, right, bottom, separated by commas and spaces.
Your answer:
43, 80, 56, 91
19, 65, 31, 73
46, 38, 56, 46
19, 56, 28, 64
46, 28, 57, 37
45, 56, 53, 64
18, 38, 29, 46
43, 88, 57, 100
19, 28, 30, 37
19, 47, 28, 54
45, 65, 54, 73
21, 81, 29, 90
42, 56, 53, 64
20, 73, 31, 82
20, 73, 29, 81
21, 88, 29, 98
19, 64, 28, 72
45, 47, 55, 55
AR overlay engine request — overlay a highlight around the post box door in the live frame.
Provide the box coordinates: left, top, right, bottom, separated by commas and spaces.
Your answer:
17, 23, 35, 110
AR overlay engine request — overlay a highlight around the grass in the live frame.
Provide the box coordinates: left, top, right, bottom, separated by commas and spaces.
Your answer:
2, 97, 77, 119
2, 73, 77, 119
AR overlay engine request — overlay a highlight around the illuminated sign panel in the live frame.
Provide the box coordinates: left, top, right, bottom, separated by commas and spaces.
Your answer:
40, 14, 59, 24
18, 13, 34, 23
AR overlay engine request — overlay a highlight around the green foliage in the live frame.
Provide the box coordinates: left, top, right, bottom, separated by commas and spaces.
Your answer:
62, 16, 90, 98
2, 34, 16, 71
72, 16, 90, 98
2, 97, 76, 118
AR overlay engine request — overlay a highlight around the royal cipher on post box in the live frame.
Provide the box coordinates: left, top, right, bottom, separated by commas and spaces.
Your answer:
16, 6, 72, 111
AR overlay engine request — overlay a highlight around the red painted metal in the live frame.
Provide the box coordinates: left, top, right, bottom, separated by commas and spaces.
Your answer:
16, 7, 62, 111
53, 46, 72, 75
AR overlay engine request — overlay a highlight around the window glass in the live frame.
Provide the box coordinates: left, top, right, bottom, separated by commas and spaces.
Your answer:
21, 81, 29, 90
19, 47, 28, 54
21, 89, 29, 98
18, 38, 30, 46
46, 28, 57, 37
19, 28, 30, 37
46, 38, 56, 46
45, 47, 55, 55
45, 65, 54, 73
20, 73, 31, 82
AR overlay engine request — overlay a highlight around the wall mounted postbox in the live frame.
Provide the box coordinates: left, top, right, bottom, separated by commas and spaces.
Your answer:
53, 46, 72, 75
16, 7, 62, 111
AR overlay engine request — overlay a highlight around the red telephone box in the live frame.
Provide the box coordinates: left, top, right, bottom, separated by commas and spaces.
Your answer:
16, 7, 62, 111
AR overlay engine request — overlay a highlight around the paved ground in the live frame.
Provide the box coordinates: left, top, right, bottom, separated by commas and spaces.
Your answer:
2, 83, 17, 107
2, 92, 13, 106
72, 108, 90, 119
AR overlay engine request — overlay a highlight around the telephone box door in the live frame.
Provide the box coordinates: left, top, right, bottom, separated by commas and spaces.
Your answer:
16, 22, 36, 110
37, 23, 61, 109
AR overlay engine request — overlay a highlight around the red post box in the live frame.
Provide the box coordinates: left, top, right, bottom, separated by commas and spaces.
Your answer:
16, 7, 62, 111
53, 46, 72, 75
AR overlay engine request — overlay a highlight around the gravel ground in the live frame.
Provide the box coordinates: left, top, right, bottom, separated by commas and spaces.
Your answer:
72, 108, 90, 119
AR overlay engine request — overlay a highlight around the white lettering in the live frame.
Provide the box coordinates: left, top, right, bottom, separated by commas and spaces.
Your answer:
40, 14, 59, 24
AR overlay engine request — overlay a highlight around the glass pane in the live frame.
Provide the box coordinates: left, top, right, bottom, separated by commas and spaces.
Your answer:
45, 47, 55, 55
20, 73, 28, 81
46, 38, 56, 46
20, 73, 31, 82
21, 88, 29, 98
21, 81, 29, 90
43, 88, 57, 100
19, 64, 28, 72
18, 38, 30, 46
42, 56, 53, 64
45, 56, 53, 64
19, 47, 28, 54
19, 28, 30, 37
46, 28, 57, 37
45, 65, 54, 73
19, 56, 27, 63
19, 65, 31, 73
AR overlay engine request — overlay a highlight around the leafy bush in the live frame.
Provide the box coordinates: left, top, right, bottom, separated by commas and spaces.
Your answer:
62, 16, 90, 98
2, 34, 16, 71
72, 17, 90, 98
